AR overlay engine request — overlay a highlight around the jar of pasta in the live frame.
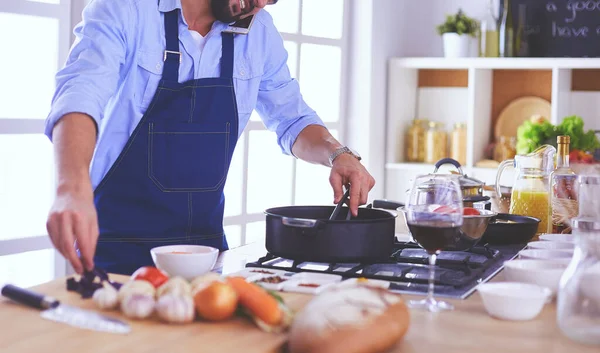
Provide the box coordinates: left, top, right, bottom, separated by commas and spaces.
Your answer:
425, 122, 448, 164
450, 122, 467, 165
405, 119, 428, 162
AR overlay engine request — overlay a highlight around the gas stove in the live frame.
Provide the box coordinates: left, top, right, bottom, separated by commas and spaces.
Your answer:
245, 241, 526, 299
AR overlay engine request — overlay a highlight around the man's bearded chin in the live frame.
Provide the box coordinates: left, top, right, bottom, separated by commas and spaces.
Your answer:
211, 0, 253, 23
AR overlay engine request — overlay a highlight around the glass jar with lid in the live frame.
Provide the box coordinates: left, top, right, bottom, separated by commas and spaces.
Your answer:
425, 122, 448, 164
494, 136, 517, 162
405, 119, 428, 162
450, 122, 467, 166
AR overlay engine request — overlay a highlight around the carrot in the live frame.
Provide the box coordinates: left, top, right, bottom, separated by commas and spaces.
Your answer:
226, 276, 282, 326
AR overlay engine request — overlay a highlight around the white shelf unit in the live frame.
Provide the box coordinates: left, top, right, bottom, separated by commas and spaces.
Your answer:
384, 57, 600, 203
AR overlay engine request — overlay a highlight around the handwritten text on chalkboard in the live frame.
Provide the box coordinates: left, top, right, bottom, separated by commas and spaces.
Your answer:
548, 1, 600, 37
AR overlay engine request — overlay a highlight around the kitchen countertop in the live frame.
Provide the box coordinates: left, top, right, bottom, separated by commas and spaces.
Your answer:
0, 242, 597, 353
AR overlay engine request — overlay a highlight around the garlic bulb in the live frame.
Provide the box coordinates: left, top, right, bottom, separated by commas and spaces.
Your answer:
156, 294, 195, 324
92, 283, 119, 310
118, 280, 156, 302
156, 277, 192, 298
120, 294, 155, 319
191, 273, 221, 294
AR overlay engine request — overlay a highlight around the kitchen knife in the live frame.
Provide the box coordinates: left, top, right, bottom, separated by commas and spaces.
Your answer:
1, 284, 131, 334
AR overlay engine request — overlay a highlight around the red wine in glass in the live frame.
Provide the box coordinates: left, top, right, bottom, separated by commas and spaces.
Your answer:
408, 221, 462, 254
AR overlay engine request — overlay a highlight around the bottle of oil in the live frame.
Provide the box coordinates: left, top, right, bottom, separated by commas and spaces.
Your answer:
499, 0, 514, 57
479, 0, 499, 57
550, 136, 578, 234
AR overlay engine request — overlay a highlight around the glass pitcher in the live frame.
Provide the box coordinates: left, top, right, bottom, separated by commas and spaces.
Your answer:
495, 145, 557, 235
557, 218, 600, 345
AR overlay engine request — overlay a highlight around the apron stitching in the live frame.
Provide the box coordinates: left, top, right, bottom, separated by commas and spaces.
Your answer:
97, 234, 224, 243
153, 132, 228, 134
95, 89, 163, 193
189, 87, 196, 123
158, 85, 232, 91
187, 193, 192, 241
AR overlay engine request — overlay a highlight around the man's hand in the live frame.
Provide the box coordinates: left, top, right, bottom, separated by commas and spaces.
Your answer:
47, 182, 99, 274
329, 154, 375, 217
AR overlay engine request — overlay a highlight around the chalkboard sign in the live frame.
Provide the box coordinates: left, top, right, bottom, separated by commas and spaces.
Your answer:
506, 0, 600, 57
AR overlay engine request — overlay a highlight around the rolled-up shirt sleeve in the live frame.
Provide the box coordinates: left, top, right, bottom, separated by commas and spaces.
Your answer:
254, 16, 326, 156
44, 0, 130, 141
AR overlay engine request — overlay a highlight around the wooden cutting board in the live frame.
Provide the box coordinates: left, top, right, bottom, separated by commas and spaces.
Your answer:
0, 275, 311, 353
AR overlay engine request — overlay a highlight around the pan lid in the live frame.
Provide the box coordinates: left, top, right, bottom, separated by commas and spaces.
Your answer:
432, 158, 484, 189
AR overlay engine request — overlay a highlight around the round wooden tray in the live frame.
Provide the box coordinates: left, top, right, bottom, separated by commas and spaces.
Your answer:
495, 96, 551, 139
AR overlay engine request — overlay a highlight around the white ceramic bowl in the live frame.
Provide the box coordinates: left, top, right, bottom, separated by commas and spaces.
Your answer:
539, 234, 575, 243
150, 245, 219, 281
527, 241, 575, 251
503, 259, 569, 296
477, 282, 552, 321
519, 249, 573, 261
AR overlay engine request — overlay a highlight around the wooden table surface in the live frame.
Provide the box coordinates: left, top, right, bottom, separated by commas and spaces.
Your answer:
0, 242, 597, 353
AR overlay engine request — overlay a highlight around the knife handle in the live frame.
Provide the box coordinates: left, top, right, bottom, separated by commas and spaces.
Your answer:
1, 284, 59, 310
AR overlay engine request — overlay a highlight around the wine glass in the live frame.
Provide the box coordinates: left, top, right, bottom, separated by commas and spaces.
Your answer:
405, 174, 464, 312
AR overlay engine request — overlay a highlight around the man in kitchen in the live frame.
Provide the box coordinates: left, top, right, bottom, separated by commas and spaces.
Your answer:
44, 0, 374, 275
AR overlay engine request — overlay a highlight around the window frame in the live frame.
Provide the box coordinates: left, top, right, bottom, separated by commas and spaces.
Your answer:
0, 0, 80, 279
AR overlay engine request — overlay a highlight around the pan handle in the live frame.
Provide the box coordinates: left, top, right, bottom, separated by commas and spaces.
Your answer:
434, 158, 464, 175
281, 217, 322, 229
371, 199, 404, 210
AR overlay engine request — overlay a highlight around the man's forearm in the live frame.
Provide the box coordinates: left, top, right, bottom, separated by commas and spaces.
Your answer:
291, 125, 343, 167
52, 113, 98, 192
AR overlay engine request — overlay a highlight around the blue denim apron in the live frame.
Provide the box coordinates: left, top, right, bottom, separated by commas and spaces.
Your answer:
93, 10, 238, 275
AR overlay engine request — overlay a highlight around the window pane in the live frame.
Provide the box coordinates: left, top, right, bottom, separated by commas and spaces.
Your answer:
299, 44, 341, 122
224, 225, 242, 249
267, 0, 300, 34
294, 129, 338, 205
246, 130, 293, 214
27, 0, 61, 4
246, 221, 266, 245
0, 249, 55, 289
224, 134, 245, 217
0, 135, 54, 239
301, 0, 344, 39
0, 13, 58, 119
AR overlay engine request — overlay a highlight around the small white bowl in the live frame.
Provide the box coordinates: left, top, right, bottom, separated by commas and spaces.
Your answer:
282, 279, 336, 295
527, 241, 575, 251
503, 259, 569, 296
477, 282, 552, 321
519, 249, 573, 261
290, 272, 342, 282
539, 234, 575, 243
150, 245, 219, 281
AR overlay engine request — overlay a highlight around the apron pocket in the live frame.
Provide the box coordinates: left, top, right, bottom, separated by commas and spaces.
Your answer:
148, 121, 230, 192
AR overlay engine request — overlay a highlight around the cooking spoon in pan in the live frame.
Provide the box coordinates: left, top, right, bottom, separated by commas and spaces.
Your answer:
329, 187, 352, 221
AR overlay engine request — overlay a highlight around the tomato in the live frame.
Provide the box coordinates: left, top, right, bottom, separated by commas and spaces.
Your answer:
433, 205, 459, 214
131, 266, 169, 288
463, 207, 481, 216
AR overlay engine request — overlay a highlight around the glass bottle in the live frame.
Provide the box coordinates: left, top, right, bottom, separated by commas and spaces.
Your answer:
578, 175, 600, 219
551, 136, 578, 234
405, 119, 428, 162
450, 122, 467, 166
515, 3, 529, 57
557, 217, 600, 346
425, 122, 448, 164
499, 0, 514, 57
479, 0, 499, 57
493, 136, 516, 162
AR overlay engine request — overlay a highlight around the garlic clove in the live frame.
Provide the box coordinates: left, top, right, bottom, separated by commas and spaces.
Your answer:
156, 294, 195, 324
156, 277, 192, 298
118, 280, 156, 302
92, 283, 119, 310
120, 293, 155, 319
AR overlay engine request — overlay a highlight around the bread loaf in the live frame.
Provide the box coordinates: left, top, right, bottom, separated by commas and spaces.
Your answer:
288, 285, 410, 353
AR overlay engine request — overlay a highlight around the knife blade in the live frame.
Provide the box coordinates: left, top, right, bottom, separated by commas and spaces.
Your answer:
1, 284, 131, 334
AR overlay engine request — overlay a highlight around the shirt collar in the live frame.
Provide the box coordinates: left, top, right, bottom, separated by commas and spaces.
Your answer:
158, 0, 181, 13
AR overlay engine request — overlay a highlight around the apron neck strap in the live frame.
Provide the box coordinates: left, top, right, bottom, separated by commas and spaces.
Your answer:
163, 10, 180, 82
163, 10, 235, 81
220, 32, 234, 80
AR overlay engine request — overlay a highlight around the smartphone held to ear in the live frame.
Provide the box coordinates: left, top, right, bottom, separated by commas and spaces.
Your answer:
224, 15, 256, 35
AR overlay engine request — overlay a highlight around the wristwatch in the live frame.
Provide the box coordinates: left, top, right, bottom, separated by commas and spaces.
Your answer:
329, 146, 361, 166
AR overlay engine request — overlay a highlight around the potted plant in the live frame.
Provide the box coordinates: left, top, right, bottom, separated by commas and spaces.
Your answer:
437, 9, 479, 58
